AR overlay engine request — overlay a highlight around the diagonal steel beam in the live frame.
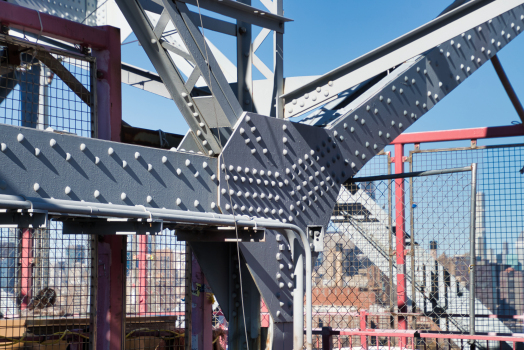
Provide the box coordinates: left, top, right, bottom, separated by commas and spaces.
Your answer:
33, 51, 91, 106
162, 0, 243, 127
115, 0, 223, 155
282, 0, 524, 118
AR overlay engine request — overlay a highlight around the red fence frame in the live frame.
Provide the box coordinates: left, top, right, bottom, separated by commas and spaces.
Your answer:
0, 2, 123, 348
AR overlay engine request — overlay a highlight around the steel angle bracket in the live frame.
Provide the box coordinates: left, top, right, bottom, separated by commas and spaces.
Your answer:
175, 227, 265, 242
63, 218, 163, 235
0, 209, 47, 228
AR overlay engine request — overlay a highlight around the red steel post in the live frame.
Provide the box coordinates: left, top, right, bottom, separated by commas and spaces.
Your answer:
138, 236, 148, 314
394, 143, 408, 348
359, 309, 368, 350
20, 228, 33, 310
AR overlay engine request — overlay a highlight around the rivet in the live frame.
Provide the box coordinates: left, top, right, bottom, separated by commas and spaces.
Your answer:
185, 159, 191, 166
33, 183, 40, 192
181, 92, 188, 98
350, 127, 355, 133
386, 133, 390, 138
423, 103, 427, 109
176, 168, 182, 175
147, 195, 152, 203
374, 144, 377, 149
194, 200, 199, 207
387, 98, 391, 104
391, 121, 395, 126
283, 150, 288, 155
50, 139, 57, 147
162, 156, 168, 164
399, 88, 403, 94
399, 123, 403, 128
66, 153, 71, 161
378, 131, 382, 136
94, 190, 100, 198
194, 171, 199, 177
17, 134, 24, 142
457, 43, 461, 49
282, 125, 287, 131
354, 115, 358, 121
148, 164, 153, 171
121, 193, 126, 200
374, 108, 378, 114
0, 143, 5, 152
416, 101, 419, 106
392, 85, 396, 92
288, 282, 293, 289
361, 119, 365, 125
176, 198, 182, 205
65, 186, 71, 194
95, 157, 100, 165
403, 110, 407, 116
412, 79, 416, 84
80, 143, 86, 151
122, 160, 127, 168
108, 147, 114, 155
35, 148, 41, 157
366, 105, 370, 111
343, 123, 348, 129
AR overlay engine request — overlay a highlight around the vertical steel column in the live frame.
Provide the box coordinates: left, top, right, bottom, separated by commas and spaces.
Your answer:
92, 26, 122, 142
394, 143, 408, 346
94, 24, 124, 350
138, 235, 148, 314
20, 228, 33, 310
185, 243, 193, 350
237, 0, 253, 112
273, 0, 284, 118
191, 254, 213, 350
469, 163, 478, 350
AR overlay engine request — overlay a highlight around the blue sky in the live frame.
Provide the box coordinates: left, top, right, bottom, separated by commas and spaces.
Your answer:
121, 0, 524, 150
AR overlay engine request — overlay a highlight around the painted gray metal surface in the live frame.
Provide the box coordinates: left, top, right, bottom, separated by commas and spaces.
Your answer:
326, 4, 524, 155
282, 0, 524, 118
241, 230, 294, 323
218, 112, 343, 232
115, 0, 223, 154
164, 0, 243, 126
0, 124, 218, 212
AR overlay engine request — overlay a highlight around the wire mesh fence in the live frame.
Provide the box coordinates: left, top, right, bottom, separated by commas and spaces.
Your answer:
0, 38, 96, 349
0, 225, 94, 349
0, 38, 95, 137
125, 232, 188, 349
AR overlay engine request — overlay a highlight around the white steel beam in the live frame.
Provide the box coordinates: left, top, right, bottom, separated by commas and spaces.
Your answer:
282, 0, 524, 119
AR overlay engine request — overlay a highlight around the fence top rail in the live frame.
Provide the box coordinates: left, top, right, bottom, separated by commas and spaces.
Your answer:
349, 165, 472, 183
391, 124, 524, 145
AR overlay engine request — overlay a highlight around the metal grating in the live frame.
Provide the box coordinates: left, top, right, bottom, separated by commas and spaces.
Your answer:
125, 231, 188, 349
0, 39, 95, 137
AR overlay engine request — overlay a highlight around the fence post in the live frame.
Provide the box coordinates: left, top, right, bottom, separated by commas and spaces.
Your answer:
322, 327, 333, 350
469, 163, 478, 350
20, 228, 33, 310
359, 309, 368, 350
394, 143, 408, 348
138, 235, 148, 315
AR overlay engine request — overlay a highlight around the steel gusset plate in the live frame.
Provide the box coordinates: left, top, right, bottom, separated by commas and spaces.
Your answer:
0, 124, 218, 212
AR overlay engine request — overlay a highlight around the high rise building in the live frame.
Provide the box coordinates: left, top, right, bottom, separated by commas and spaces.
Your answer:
475, 192, 487, 261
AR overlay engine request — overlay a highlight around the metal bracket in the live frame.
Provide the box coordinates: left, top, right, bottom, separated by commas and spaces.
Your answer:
0, 209, 47, 228
176, 227, 265, 242
62, 219, 163, 235
308, 225, 324, 253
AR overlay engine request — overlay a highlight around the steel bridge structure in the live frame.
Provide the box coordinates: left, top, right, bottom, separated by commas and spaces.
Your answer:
0, 0, 523, 349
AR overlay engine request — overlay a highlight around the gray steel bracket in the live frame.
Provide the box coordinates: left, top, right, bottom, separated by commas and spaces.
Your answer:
308, 225, 324, 253
176, 227, 265, 242
62, 218, 163, 235
0, 209, 47, 228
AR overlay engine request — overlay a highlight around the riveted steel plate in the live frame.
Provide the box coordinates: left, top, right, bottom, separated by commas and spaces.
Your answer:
0, 124, 219, 212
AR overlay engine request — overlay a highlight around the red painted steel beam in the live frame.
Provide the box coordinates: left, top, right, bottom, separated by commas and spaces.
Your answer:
391, 124, 524, 144
0, 1, 109, 48
138, 236, 148, 314
20, 229, 33, 310
394, 143, 408, 347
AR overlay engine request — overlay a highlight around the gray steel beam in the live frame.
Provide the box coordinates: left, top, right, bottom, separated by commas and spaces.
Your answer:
115, 0, 222, 155
176, 228, 265, 242
237, 0, 253, 112
63, 219, 163, 235
148, 0, 291, 33
0, 123, 219, 212
490, 54, 524, 123
163, 0, 243, 127
282, 0, 524, 118
140, 0, 238, 36
0, 209, 47, 228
